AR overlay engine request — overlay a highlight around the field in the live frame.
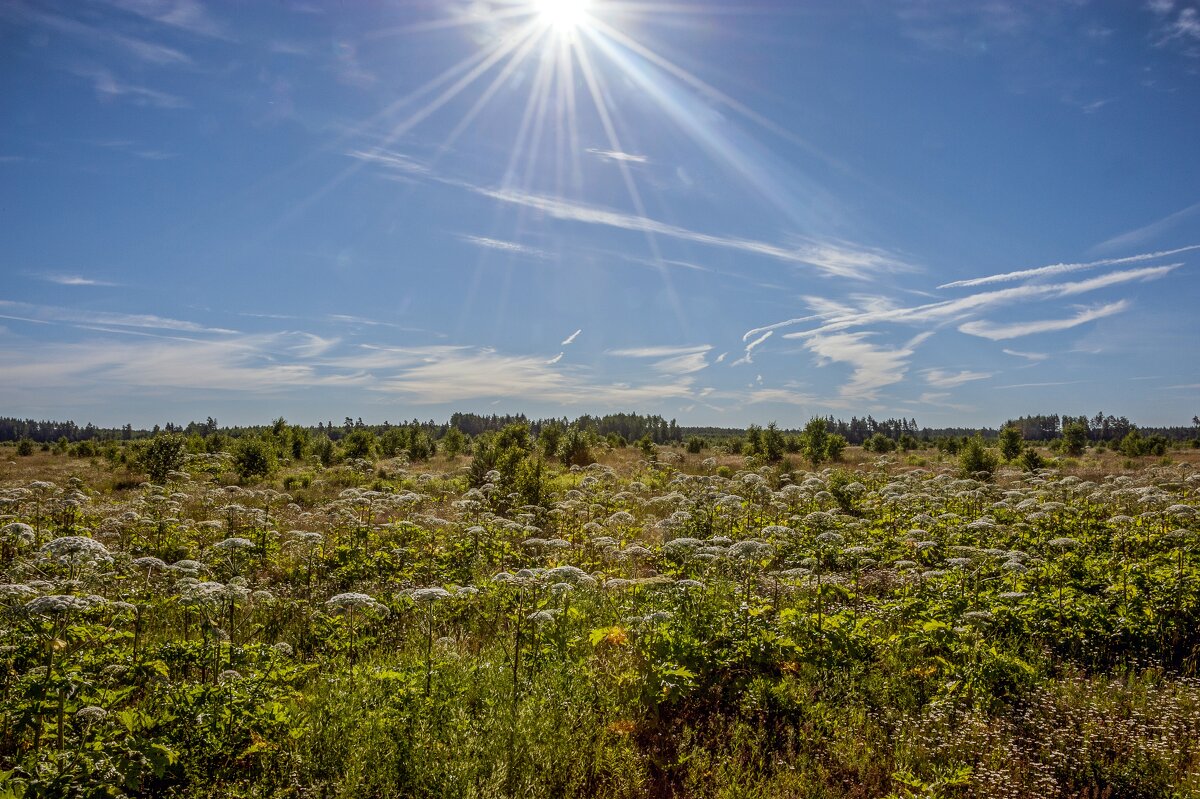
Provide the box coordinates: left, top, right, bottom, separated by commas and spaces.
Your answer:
2, 441, 1200, 798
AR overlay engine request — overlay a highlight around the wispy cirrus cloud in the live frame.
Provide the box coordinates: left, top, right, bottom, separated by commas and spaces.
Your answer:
74, 67, 188, 108
474, 187, 914, 279
36, 274, 119, 287
1094, 202, 1200, 252
101, 0, 230, 40
0, 300, 235, 334
561, 329, 582, 345
996, 380, 1082, 389
0, 5, 195, 65
0, 324, 699, 409
609, 344, 713, 375
587, 148, 649, 164
937, 245, 1199, 289
958, 300, 1129, 340
746, 384, 819, 406
922, 368, 993, 387
1002, 348, 1049, 362
731, 330, 772, 366
345, 148, 430, 176
773, 264, 1176, 340
800, 331, 932, 401
458, 235, 550, 259
1160, 6, 1200, 44
375, 348, 695, 405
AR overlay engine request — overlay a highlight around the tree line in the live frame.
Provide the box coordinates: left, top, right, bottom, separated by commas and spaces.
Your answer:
2, 409, 1197, 446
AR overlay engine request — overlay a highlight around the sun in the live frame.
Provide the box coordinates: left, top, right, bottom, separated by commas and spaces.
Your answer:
530, 0, 593, 33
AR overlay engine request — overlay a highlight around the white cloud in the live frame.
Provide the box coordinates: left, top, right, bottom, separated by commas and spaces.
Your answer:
1169, 7, 1200, 40
922, 368, 992, 388
474, 187, 914, 279
0, 330, 697, 409
801, 331, 931, 401
458, 234, 550, 259
996, 380, 1082, 389
561, 329, 582, 346
546, 352, 564, 365
0, 300, 236, 334
102, 0, 230, 39
746, 386, 819, 406
1095, 203, 1200, 252
608, 344, 711, 358
345, 148, 430, 175
777, 264, 1175, 340
958, 300, 1129, 341
937, 245, 1199, 289
1002, 348, 1049, 362
376, 349, 695, 404
652, 351, 711, 375
75, 67, 187, 108
38, 274, 118, 287
587, 148, 649, 164
731, 330, 772, 366
608, 344, 712, 376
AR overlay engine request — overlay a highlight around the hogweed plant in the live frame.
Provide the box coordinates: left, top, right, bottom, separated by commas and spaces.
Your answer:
1, 446, 1199, 797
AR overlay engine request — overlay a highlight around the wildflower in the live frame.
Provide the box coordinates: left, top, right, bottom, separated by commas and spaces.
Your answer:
411, 587, 452, 604
325, 592, 385, 613
543, 565, 592, 585
663, 537, 703, 558
213, 537, 256, 552
0, 584, 38, 602
526, 609, 558, 625
132, 556, 169, 573
1, 522, 34, 546
41, 536, 112, 565
728, 540, 773, 562
75, 706, 108, 724
25, 594, 92, 616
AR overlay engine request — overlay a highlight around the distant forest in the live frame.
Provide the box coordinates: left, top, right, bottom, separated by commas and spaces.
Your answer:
2, 410, 1197, 445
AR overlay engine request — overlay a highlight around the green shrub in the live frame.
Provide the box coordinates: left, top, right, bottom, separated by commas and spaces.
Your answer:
232, 436, 276, 481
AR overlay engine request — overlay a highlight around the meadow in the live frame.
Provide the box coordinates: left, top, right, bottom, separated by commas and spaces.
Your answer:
2, 435, 1199, 798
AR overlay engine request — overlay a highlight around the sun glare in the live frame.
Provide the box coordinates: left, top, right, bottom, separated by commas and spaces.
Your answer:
531, 0, 593, 33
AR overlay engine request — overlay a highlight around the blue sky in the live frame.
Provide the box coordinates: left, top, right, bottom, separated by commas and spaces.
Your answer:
1, 0, 1198, 429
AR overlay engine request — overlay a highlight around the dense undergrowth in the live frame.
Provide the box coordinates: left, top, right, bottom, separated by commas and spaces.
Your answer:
2, 449, 1199, 798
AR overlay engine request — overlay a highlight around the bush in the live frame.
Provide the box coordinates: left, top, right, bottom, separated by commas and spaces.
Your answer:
864, 432, 896, 453
685, 436, 705, 454
825, 434, 847, 462
1019, 446, 1045, 472
16, 438, 35, 456
341, 429, 377, 461
232, 437, 275, 481
999, 425, 1023, 461
557, 426, 592, 467
136, 435, 186, 483
959, 436, 998, 479
1062, 420, 1088, 456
